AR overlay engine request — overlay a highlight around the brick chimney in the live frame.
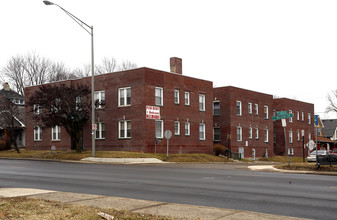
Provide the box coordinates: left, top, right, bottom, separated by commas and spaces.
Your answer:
170, 57, 182, 74
3, 83, 10, 91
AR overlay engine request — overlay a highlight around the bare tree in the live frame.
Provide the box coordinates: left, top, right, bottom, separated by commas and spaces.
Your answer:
2, 55, 26, 96
48, 62, 76, 82
95, 57, 118, 74
23, 53, 51, 86
326, 90, 337, 114
118, 60, 138, 71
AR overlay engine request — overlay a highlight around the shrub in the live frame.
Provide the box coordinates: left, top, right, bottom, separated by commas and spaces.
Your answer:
213, 144, 227, 156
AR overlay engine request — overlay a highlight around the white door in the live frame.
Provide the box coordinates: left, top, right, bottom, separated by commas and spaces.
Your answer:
239, 147, 244, 159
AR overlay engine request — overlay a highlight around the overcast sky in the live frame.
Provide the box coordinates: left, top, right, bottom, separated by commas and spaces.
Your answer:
1, 0, 337, 119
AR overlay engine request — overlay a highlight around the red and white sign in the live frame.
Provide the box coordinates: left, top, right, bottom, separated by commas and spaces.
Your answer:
146, 105, 160, 119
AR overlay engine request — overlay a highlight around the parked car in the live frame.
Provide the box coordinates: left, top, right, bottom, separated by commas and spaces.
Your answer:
307, 150, 328, 162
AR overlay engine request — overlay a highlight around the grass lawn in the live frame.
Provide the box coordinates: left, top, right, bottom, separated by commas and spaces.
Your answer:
0, 149, 230, 163
0, 197, 171, 220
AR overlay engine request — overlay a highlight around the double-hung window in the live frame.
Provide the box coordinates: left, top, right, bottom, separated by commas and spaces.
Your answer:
155, 87, 163, 106
249, 127, 253, 139
255, 104, 259, 115
264, 129, 269, 142
174, 121, 180, 135
119, 120, 131, 138
248, 103, 252, 114
52, 125, 61, 141
213, 101, 220, 115
34, 104, 42, 115
34, 126, 42, 141
119, 87, 131, 106
236, 101, 242, 116
155, 120, 163, 138
199, 94, 205, 111
289, 110, 293, 122
174, 90, 179, 104
264, 105, 269, 119
289, 130, 293, 144
308, 113, 311, 124
213, 127, 220, 141
199, 123, 206, 140
185, 92, 190, 105
185, 121, 190, 136
255, 128, 259, 139
94, 91, 105, 109
95, 122, 105, 139
237, 126, 242, 141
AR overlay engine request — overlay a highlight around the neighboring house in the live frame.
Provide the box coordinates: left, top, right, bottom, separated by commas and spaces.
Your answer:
273, 98, 314, 157
321, 119, 337, 140
25, 57, 214, 154
320, 119, 337, 150
213, 86, 274, 158
0, 83, 25, 149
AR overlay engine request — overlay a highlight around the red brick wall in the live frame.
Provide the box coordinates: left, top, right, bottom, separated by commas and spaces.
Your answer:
25, 68, 213, 154
214, 86, 274, 158
273, 98, 314, 157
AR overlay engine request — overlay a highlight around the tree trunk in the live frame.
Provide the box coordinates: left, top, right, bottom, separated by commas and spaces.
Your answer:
10, 132, 20, 153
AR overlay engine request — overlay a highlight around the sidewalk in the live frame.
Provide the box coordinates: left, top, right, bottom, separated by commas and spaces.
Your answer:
0, 188, 307, 220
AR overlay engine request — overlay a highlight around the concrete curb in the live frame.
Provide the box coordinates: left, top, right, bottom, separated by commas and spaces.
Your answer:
0, 188, 307, 220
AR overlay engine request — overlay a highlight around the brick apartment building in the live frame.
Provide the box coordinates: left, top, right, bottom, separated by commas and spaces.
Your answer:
273, 98, 314, 157
213, 86, 274, 158
25, 58, 214, 154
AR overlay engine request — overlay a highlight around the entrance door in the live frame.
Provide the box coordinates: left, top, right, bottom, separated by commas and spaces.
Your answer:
239, 147, 244, 159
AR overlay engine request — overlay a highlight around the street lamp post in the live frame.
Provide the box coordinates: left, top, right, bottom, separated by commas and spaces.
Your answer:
43, 1, 95, 157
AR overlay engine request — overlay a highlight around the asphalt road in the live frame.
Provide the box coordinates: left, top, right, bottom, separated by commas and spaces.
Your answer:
1, 159, 337, 219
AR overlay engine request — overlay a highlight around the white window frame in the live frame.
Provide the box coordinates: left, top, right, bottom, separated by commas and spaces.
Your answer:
308, 113, 311, 124
51, 125, 61, 141
34, 104, 42, 115
119, 120, 131, 139
236, 101, 242, 116
155, 120, 163, 138
95, 122, 105, 139
302, 112, 304, 121
174, 90, 180, 104
94, 91, 105, 109
185, 121, 190, 136
237, 126, 242, 141
118, 87, 131, 107
175, 121, 180, 135
185, 92, 190, 106
264, 105, 269, 119
199, 123, 206, 140
297, 130, 300, 141
155, 87, 163, 106
213, 101, 220, 115
34, 126, 42, 141
255, 104, 259, 115
249, 127, 253, 139
289, 130, 293, 144
248, 103, 252, 114
289, 110, 293, 122
255, 128, 259, 140
264, 129, 269, 143
199, 94, 206, 111
297, 111, 300, 121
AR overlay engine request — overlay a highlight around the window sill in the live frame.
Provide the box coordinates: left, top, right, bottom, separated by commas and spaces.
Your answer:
118, 105, 131, 108
34, 140, 42, 142
119, 137, 131, 139
95, 138, 105, 140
